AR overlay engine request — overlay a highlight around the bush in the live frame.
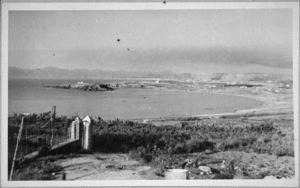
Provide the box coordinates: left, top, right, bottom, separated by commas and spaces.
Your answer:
12, 160, 62, 180
8, 114, 294, 160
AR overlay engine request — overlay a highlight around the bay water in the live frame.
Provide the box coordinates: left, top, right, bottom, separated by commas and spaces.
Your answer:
8, 79, 261, 120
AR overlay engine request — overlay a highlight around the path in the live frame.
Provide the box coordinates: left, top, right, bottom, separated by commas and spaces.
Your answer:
54, 153, 158, 180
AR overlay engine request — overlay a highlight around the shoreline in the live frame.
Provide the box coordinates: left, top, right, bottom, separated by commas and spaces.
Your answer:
127, 86, 293, 122
8, 87, 292, 122
8, 80, 293, 121
128, 110, 293, 123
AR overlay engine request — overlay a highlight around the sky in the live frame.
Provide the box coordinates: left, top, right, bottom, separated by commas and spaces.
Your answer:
8, 9, 293, 74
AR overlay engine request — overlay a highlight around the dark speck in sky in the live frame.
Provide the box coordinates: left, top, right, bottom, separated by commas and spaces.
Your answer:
163, 1, 166, 4
117, 39, 120, 42
53, 54, 55, 56
127, 48, 130, 51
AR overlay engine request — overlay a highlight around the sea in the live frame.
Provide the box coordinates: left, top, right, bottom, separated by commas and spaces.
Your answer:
8, 79, 262, 120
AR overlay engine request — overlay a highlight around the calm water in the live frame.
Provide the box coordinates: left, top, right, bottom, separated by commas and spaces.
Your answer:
8, 79, 262, 120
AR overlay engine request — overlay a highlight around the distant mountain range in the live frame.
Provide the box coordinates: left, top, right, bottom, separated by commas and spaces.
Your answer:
205, 73, 292, 82
8, 67, 195, 80
8, 66, 292, 81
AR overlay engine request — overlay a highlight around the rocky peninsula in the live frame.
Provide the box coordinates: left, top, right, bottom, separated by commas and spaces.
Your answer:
45, 82, 117, 92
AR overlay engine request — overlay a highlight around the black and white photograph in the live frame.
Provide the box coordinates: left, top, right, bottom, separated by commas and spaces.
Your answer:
1, 1, 299, 187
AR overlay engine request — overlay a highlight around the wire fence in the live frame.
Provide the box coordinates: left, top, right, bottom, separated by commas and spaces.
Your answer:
8, 106, 72, 176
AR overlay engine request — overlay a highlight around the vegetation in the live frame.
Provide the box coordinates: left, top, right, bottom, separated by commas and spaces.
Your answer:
8, 113, 294, 158
8, 113, 294, 179
12, 159, 63, 180
91, 118, 294, 160
8, 113, 71, 173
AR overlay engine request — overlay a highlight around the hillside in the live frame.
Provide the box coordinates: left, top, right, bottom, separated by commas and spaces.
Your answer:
8, 67, 292, 82
8, 67, 197, 80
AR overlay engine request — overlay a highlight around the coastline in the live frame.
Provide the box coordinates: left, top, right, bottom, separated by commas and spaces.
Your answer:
128, 86, 293, 122
8, 78, 293, 122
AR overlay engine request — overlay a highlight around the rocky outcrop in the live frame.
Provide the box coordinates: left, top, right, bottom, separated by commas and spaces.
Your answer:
45, 82, 116, 92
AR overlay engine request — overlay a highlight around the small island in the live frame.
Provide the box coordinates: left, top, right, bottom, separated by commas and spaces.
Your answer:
45, 81, 118, 91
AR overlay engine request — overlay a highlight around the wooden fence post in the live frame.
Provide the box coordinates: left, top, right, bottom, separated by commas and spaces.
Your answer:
9, 116, 24, 181
50, 106, 56, 147
62, 172, 66, 180
25, 123, 28, 154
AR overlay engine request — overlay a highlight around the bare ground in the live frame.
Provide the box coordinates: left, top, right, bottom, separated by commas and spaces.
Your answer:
204, 151, 295, 179
53, 153, 160, 180
51, 151, 294, 180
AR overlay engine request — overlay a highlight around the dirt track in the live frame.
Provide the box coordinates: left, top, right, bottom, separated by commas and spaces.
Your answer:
53, 153, 158, 180
52, 151, 294, 180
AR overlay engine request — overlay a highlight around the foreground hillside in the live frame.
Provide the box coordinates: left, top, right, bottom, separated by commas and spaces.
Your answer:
9, 112, 294, 180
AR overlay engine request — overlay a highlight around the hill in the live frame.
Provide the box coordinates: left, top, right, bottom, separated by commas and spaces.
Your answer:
8, 67, 292, 82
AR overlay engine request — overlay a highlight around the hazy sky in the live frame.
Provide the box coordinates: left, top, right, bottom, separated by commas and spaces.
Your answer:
9, 9, 293, 74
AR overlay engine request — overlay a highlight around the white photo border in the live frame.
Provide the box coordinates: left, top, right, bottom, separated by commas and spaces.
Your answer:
1, 2, 299, 187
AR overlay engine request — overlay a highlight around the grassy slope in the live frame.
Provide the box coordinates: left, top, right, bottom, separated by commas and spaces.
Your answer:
8, 112, 294, 180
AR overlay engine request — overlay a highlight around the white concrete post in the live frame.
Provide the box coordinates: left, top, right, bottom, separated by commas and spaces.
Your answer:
70, 117, 80, 140
74, 117, 80, 139
82, 116, 92, 150
70, 121, 75, 140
